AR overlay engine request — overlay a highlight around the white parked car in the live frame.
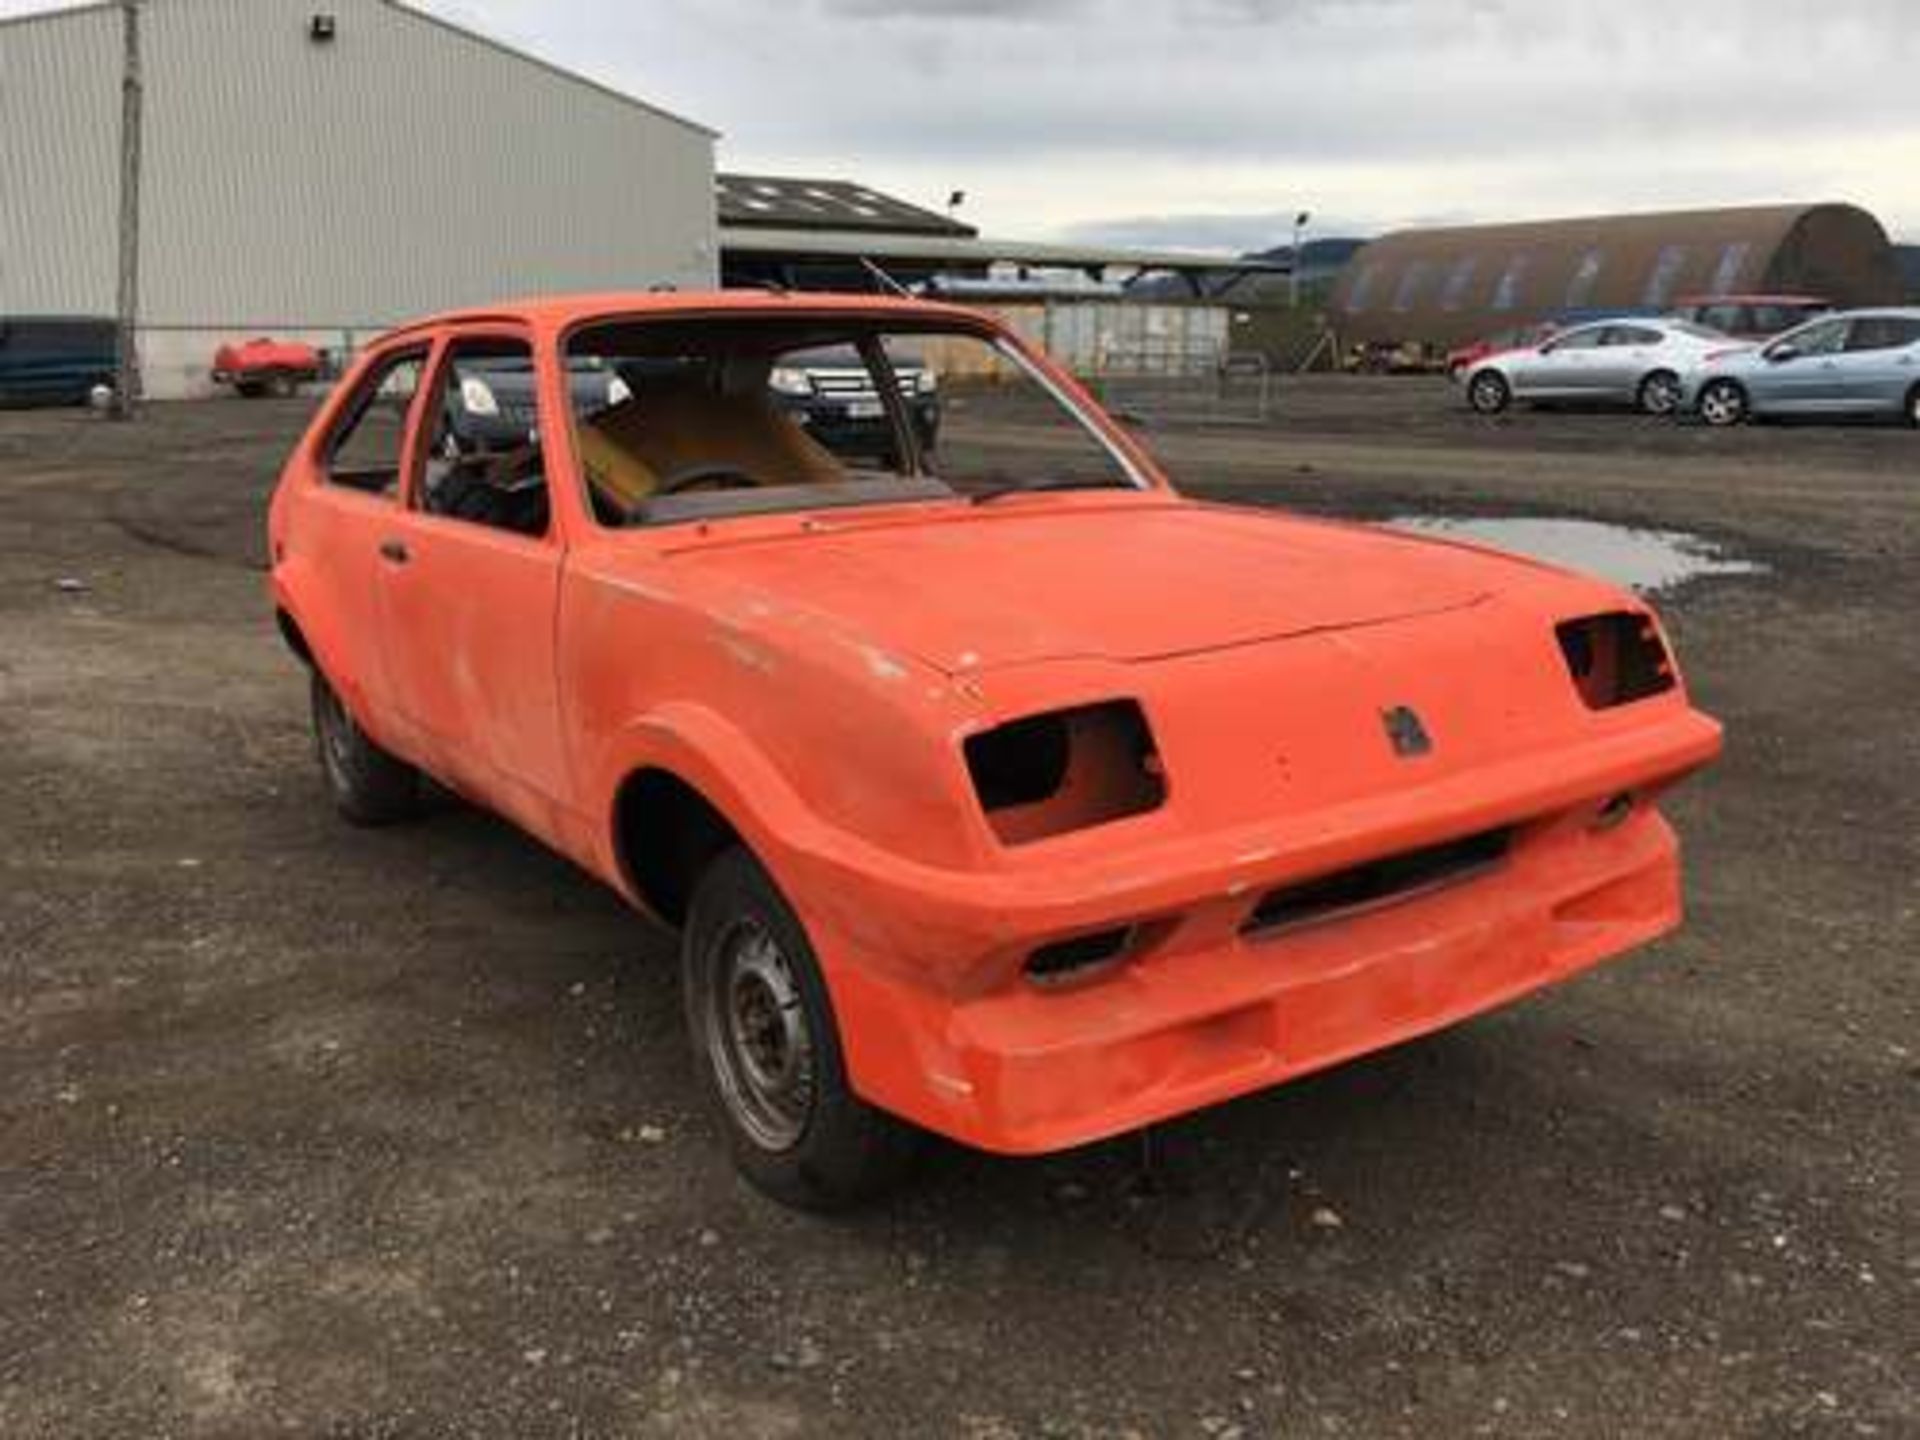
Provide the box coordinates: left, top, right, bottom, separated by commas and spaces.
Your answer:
1463, 318, 1729, 417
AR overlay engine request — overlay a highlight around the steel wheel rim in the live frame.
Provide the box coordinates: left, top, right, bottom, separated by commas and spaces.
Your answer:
317, 686, 356, 785
705, 919, 814, 1152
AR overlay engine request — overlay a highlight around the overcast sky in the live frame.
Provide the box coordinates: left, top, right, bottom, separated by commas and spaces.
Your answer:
8, 0, 1919, 251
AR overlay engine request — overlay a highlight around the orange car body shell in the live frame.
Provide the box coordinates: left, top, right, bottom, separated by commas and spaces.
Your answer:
269, 291, 1722, 1155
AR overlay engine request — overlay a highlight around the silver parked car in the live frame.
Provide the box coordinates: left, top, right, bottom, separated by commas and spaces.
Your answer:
1464, 318, 1729, 417
1683, 309, 1920, 427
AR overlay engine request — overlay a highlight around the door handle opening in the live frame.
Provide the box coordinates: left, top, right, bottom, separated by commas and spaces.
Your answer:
379, 539, 410, 565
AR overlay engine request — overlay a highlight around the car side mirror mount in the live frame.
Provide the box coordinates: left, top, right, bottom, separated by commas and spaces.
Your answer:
1766, 343, 1799, 364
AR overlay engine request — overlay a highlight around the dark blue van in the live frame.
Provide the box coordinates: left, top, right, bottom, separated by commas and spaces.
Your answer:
0, 317, 118, 407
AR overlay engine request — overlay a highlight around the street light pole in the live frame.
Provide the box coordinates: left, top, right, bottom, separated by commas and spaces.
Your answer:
111, 0, 144, 419
1289, 210, 1311, 310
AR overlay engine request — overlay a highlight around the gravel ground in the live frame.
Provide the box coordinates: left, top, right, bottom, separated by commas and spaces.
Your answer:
1, 377, 1914, 1438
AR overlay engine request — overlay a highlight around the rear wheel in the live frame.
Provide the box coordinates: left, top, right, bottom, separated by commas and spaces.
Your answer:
1467, 370, 1511, 415
1699, 379, 1750, 428
683, 847, 918, 1210
1638, 370, 1683, 416
311, 671, 421, 826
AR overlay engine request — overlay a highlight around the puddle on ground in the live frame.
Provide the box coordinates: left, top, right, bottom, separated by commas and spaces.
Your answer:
1384, 516, 1765, 595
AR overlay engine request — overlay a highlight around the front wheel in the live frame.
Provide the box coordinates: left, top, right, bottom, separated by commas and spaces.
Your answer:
683, 848, 918, 1210
1907, 385, 1920, 429
1699, 379, 1750, 428
1467, 370, 1511, 415
311, 671, 421, 826
1638, 370, 1683, 417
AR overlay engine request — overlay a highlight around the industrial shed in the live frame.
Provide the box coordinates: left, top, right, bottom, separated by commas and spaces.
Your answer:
0, 0, 717, 397
1331, 203, 1903, 349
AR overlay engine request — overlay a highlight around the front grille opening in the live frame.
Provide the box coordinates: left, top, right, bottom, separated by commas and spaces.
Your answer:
1242, 827, 1513, 938
1558, 612, 1675, 710
965, 700, 1166, 846
1026, 925, 1139, 986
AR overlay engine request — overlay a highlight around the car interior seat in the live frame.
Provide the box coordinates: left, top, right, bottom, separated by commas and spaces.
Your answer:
577, 353, 846, 518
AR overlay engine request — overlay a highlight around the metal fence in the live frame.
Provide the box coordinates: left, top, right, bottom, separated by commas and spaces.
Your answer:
1084, 339, 1275, 426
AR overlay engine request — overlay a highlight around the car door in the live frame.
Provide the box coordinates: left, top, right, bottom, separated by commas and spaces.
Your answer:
1513, 325, 1604, 398
1594, 325, 1661, 400
374, 328, 572, 843
1750, 317, 1851, 413
292, 344, 432, 731
1828, 316, 1920, 414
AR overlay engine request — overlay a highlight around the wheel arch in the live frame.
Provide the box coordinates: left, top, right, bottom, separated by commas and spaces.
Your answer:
275, 606, 314, 667
611, 766, 748, 928
1467, 365, 1513, 409
1701, 374, 1752, 419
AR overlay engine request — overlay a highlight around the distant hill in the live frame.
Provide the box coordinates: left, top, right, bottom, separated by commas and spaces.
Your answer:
1131, 236, 1370, 303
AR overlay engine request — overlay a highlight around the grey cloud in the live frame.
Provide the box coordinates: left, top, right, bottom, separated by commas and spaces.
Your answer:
823, 0, 1088, 18
9, 0, 1911, 238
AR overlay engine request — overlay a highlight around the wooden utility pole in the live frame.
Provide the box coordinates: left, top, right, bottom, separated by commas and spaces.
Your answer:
111, 0, 143, 419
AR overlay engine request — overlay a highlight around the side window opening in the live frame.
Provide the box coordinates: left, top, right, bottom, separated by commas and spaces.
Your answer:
1842, 317, 1913, 354
418, 338, 551, 539
326, 350, 426, 497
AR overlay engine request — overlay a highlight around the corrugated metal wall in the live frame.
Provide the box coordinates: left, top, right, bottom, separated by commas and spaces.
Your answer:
1327, 204, 1902, 350
1, 0, 717, 329
991, 300, 1232, 376
0, 4, 123, 318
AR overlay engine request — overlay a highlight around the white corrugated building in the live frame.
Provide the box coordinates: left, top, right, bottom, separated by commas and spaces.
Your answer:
0, 0, 718, 396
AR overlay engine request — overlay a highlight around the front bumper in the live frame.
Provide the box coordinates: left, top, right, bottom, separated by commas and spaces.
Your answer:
804, 708, 1720, 1154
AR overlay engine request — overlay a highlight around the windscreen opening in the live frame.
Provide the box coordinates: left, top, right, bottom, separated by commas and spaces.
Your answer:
563, 316, 1142, 527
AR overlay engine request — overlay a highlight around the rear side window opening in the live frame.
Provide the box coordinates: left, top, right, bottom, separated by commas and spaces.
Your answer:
560, 316, 1146, 529
323, 348, 428, 497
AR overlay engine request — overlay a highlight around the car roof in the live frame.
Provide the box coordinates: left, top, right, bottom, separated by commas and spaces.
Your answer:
1794, 306, 1920, 321
1673, 294, 1828, 306
1562, 316, 1683, 333
379, 289, 990, 342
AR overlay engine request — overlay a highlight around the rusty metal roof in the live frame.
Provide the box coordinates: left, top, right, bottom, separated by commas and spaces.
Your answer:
717, 175, 977, 238
1330, 203, 1902, 347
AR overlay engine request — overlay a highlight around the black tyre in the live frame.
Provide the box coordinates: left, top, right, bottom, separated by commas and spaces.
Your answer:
1467, 369, 1510, 415
310, 671, 421, 826
1698, 378, 1750, 428
683, 847, 918, 1210
1906, 385, 1920, 429
1638, 370, 1683, 417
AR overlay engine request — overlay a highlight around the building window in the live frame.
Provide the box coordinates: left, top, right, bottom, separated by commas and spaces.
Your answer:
1642, 246, 1689, 307
1392, 260, 1434, 313
1344, 262, 1385, 313
1491, 254, 1531, 312
1566, 248, 1605, 308
1710, 242, 1752, 295
1439, 256, 1479, 311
